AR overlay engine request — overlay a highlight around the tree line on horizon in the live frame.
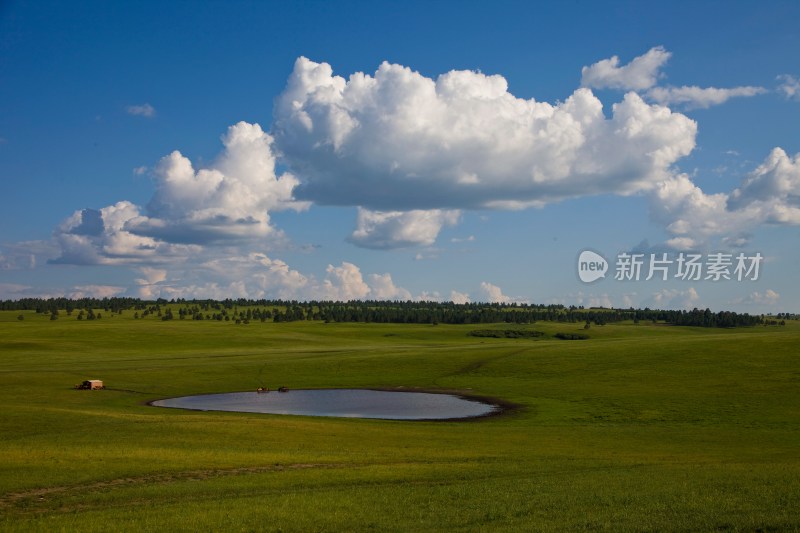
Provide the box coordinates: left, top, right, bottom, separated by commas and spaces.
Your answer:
2, 297, 792, 328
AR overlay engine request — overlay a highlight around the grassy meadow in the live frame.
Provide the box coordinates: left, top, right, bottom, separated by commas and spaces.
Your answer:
0, 309, 798, 531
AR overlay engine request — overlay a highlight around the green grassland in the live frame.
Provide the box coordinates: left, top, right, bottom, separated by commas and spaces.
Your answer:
1, 310, 798, 531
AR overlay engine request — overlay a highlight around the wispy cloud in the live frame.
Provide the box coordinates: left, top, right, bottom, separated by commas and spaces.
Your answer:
740, 289, 780, 306
584, 47, 766, 110
646, 85, 766, 109
126, 103, 156, 118
646, 287, 700, 310
0, 240, 57, 270
69, 285, 126, 299
777, 74, 800, 101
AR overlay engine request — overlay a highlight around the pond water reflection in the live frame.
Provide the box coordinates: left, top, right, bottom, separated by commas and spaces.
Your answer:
151, 389, 499, 420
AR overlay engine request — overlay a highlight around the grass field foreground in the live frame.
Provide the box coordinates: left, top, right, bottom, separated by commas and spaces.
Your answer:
1, 310, 798, 531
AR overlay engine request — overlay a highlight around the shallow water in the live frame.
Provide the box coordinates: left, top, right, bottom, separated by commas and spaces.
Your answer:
151, 389, 499, 420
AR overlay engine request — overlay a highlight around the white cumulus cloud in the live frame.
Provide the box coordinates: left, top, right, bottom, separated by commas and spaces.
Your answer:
318, 262, 371, 301
479, 282, 510, 303
52, 202, 200, 265
581, 46, 671, 91
348, 208, 460, 249
273, 57, 696, 215
728, 147, 800, 221
52, 202, 199, 265
130, 121, 306, 244
51, 122, 306, 265
368, 273, 413, 300
133, 267, 169, 299
477, 282, 527, 304
18, 50, 798, 303
449, 290, 470, 304
652, 147, 800, 247
121, 254, 420, 303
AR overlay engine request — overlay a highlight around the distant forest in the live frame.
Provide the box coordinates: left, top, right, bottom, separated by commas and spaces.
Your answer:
2, 297, 794, 328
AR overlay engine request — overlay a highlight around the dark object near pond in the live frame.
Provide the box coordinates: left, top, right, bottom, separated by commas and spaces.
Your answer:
75, 379, 104, 390
151, 389, 500, 420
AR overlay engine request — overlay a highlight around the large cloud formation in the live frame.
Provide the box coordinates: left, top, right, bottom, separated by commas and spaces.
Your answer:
49, 52, 787, 259
52, 201, 198, 265
270, 56, 706, 249
52, 122, 305, 265
15, 49, 794, 305
273, 56, 697, 213
653, 147, 800, 248
579, 47, 799, 248
132, 122, 305, 244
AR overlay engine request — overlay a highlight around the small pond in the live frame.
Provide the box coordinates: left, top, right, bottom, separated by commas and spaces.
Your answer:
151, 389, 500, 420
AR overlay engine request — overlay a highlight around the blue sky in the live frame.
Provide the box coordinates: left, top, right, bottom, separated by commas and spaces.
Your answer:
1, 0, 799, 312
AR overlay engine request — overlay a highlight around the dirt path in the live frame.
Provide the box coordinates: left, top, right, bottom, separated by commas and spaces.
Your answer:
0, 463, 336, 512
434, 347, 529, 385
